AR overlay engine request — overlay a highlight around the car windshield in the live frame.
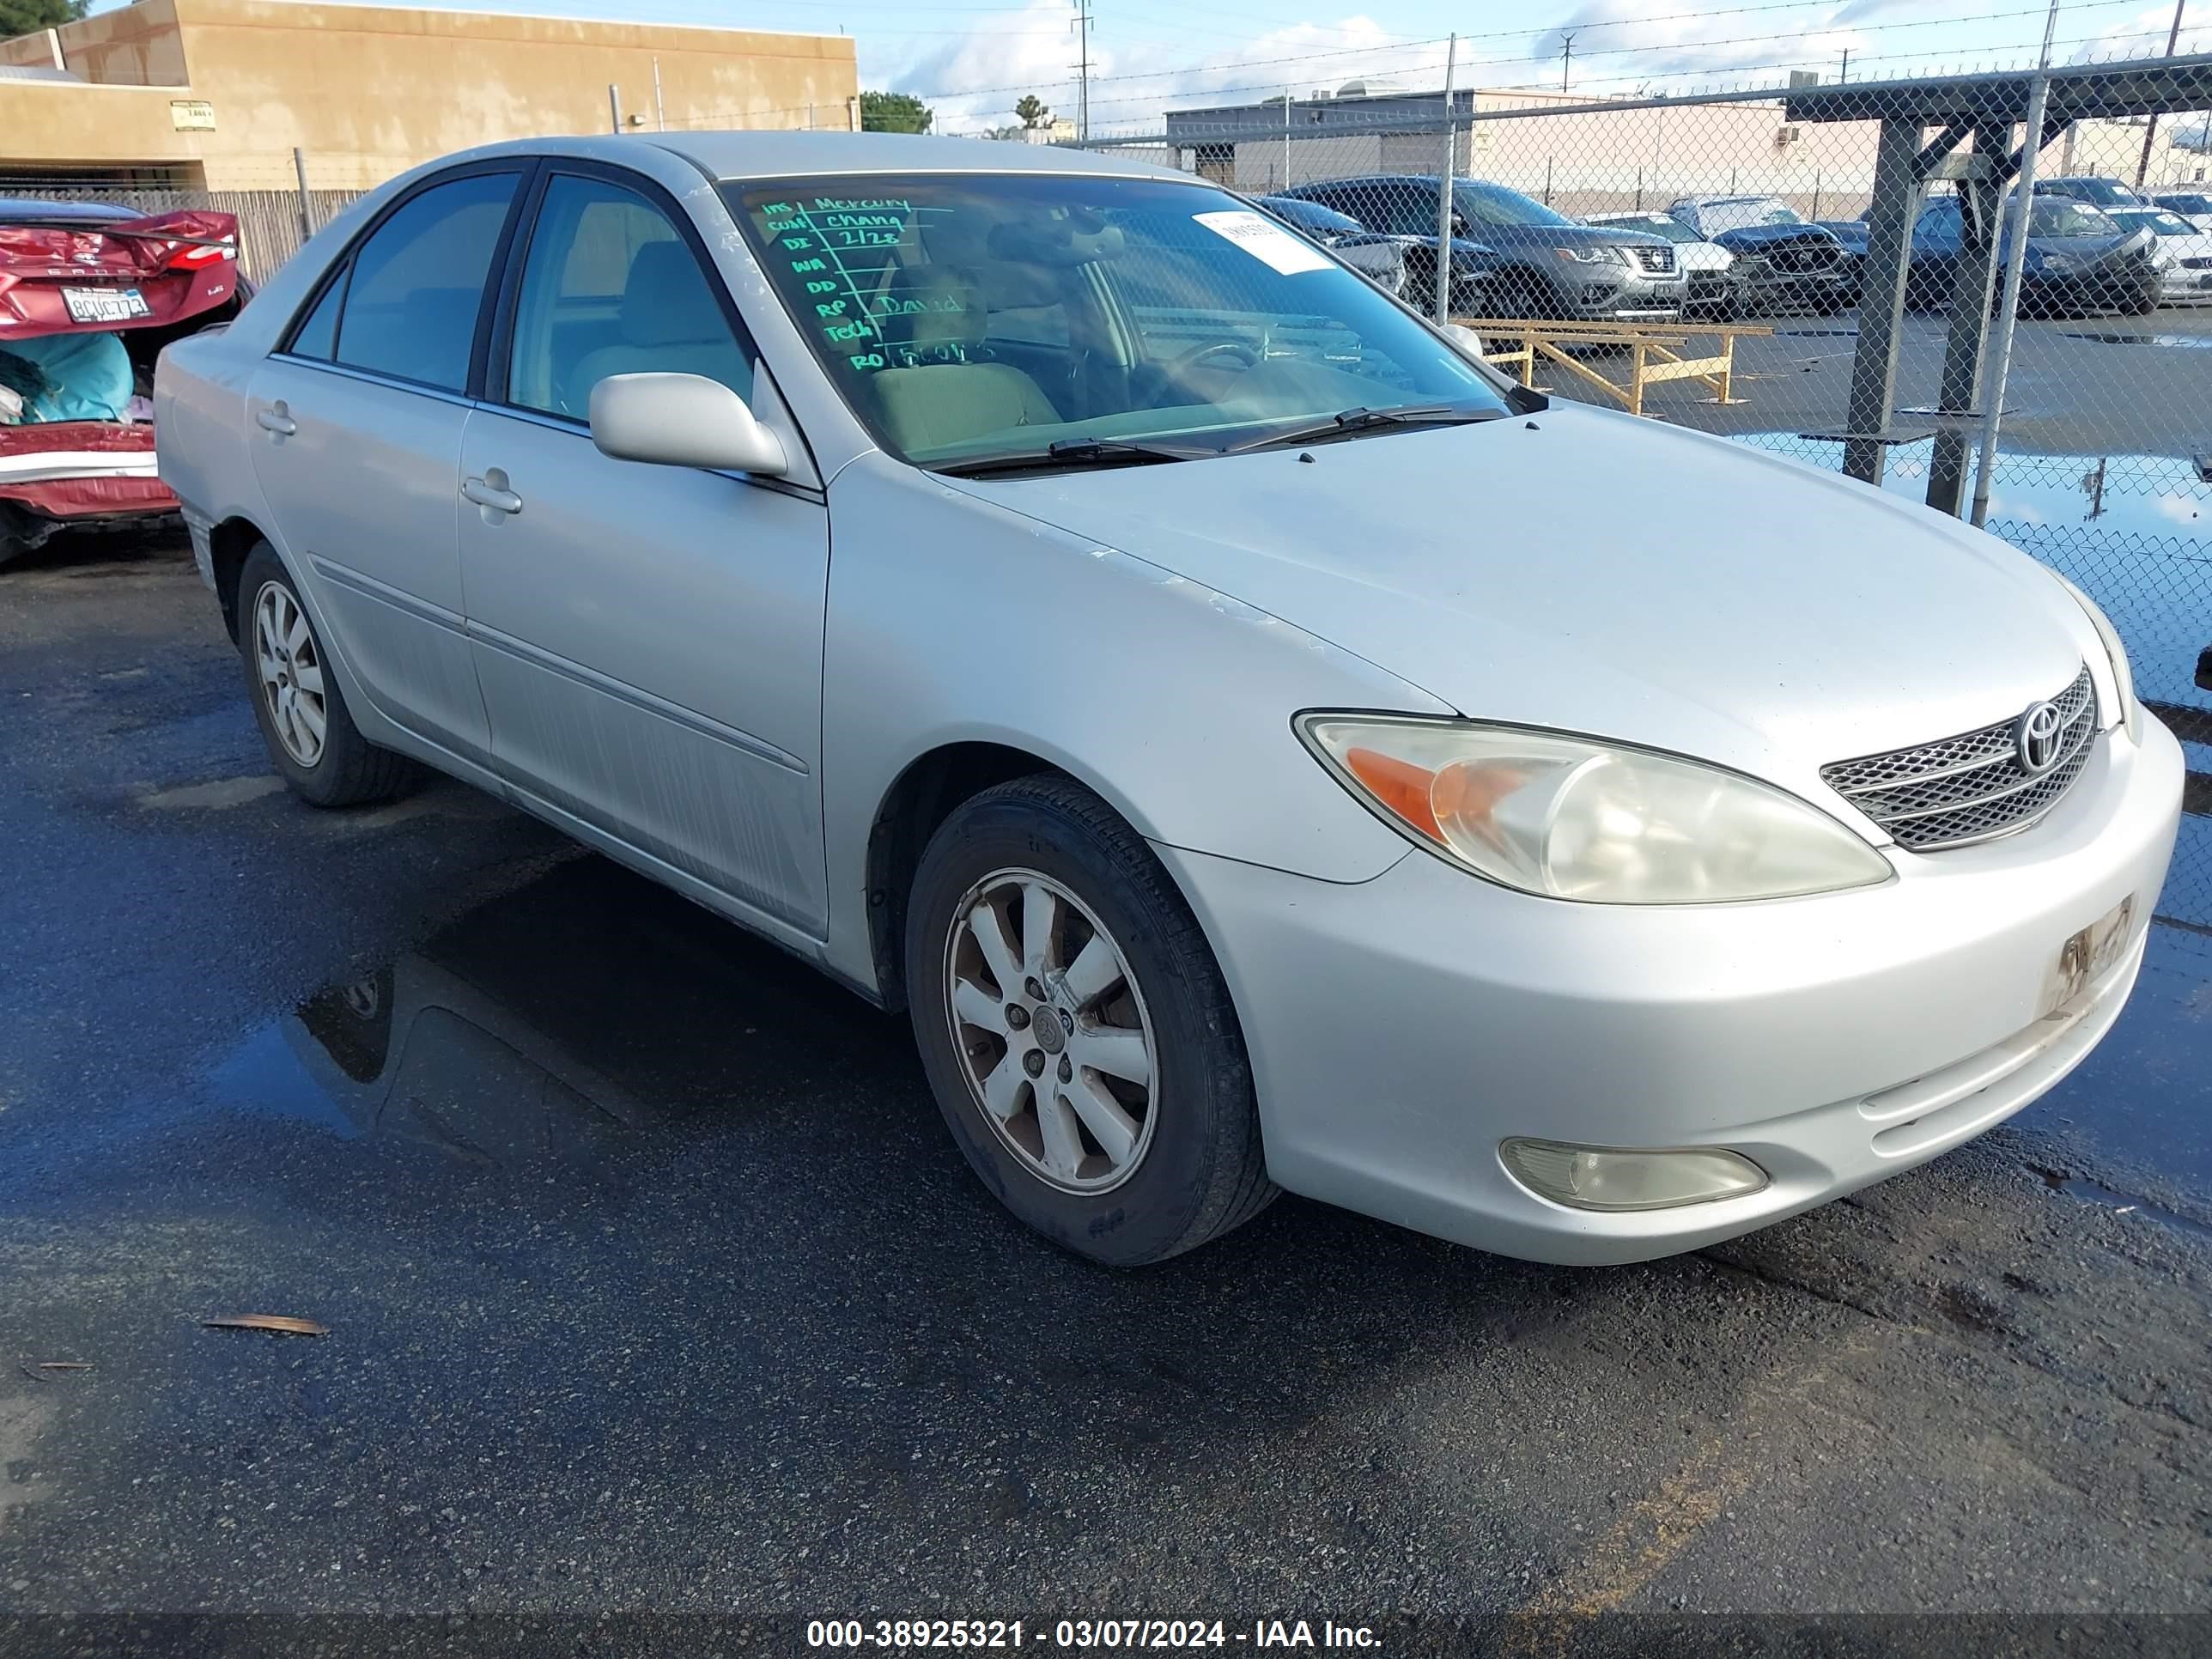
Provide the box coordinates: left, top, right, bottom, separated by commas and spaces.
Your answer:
1451, 182, 1576, 228
2027, 198, 2117, 238
1595, 215, 1696, 243
2125, 210, 2197, 236
1262, 198, 1358, 237
2160, 194, 2212, 215
1696, 198, 1805, 232
2045, 179, 2137, 206
730, 173, 1510, 468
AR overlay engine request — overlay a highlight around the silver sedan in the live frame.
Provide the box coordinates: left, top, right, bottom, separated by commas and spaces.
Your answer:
155, 134, 2185, 1267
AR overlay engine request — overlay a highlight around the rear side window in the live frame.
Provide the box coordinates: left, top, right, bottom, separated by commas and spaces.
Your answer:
288, 270, 345, 361
332, 171, 519, 392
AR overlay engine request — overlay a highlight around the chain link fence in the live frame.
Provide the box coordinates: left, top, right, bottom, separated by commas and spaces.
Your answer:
1082, 62, 2212, 932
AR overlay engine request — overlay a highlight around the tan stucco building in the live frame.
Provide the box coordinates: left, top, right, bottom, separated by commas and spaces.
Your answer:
0, 0, 860, 191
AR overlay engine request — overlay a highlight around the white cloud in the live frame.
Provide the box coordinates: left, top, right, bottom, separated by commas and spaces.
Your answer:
873, 9, 1441, 137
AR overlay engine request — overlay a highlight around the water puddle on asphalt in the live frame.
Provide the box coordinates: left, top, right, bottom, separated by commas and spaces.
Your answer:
210, 959, 642, 1172
2030, 1164, 2212, 1244
2057, 331, 2212, 349
204, 855, 894, 1180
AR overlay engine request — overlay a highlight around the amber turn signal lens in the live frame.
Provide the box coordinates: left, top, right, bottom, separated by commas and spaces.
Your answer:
1343, 746, 1442, 841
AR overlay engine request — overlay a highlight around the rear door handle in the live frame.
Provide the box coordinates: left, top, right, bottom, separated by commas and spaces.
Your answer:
462, 472, 523, 516
255, 403, 295, 437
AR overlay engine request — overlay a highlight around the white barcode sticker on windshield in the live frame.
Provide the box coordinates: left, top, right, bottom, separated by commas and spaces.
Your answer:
1192, 210, 1333, 276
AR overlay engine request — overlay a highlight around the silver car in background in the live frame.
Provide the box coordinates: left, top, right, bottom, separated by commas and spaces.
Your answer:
156, 134, 2183, 1268
1583, 209, 1735, 314
2104, 205, 2212, 306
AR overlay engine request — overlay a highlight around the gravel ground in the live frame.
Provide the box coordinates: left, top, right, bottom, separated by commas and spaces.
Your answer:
2, 531, 2209, 1656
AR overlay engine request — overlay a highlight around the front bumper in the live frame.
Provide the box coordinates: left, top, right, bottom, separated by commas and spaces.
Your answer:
1561, 266, 1686, 319
1159, 714, 2185, 1265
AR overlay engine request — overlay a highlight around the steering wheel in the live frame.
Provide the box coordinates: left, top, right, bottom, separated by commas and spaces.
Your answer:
1164, 337, 1262, 378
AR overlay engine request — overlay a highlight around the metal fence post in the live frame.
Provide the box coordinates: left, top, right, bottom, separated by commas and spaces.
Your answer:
1433, 33, 1456, 325
292, 148, 313, 242
609, 84, 623, 135
1971, 5, 2060, 527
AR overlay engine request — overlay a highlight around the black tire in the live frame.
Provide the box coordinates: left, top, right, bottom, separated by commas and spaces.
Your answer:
235, 540, 418, 808
904, 774, 1275, 1267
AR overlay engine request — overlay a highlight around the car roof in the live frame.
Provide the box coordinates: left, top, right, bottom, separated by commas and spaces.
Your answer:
629, 130, 1194, 184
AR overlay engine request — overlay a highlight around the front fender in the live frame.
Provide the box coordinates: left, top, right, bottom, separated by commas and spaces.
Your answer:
817, 453, 1443, 992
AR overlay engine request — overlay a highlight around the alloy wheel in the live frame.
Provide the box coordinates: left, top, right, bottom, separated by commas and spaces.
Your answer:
943, 867, 1158, 1194
252, 580, 327, 768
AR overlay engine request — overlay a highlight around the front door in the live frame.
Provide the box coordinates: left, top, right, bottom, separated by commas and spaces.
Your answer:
459, 167, 830, 933
246, 167, 525, 766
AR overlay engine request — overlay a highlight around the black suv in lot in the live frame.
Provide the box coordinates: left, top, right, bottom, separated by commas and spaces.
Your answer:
1281, 175, 1685, 320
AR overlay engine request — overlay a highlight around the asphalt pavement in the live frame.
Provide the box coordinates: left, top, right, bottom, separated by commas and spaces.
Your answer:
3, 531, 2209, 1656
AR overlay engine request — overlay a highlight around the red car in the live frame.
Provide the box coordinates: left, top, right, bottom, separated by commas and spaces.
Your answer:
0, 198, 246, 566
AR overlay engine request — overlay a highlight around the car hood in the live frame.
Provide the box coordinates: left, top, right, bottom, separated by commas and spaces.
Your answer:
946, 405, 2094, 798
1709, 222, 1840, 256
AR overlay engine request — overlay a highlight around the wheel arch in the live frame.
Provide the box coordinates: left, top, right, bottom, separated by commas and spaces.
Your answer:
208, 513, 275, 641
863, 740, 1069, 1012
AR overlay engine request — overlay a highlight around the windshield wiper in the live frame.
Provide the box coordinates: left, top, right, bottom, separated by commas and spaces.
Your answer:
933, 437, 1211, 478
1223, 404, 1509, 454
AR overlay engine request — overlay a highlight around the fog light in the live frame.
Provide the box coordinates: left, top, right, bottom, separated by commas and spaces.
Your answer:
1500, 1139, 1768, 1212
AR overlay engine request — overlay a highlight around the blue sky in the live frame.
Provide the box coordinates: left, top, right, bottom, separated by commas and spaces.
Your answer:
93, 0, 2207, 132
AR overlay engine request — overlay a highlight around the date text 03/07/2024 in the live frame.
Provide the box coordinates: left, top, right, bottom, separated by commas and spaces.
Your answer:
804, 1619, 1383, 1650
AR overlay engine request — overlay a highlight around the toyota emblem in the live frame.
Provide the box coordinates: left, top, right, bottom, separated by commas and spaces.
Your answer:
2015, 699, 2064, 776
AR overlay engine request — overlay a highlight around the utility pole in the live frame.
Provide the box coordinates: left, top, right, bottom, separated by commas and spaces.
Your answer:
1559, 27, 1579, 94
653, 55, 665, 131
1071, 0, 1093, 143
2134, 0, 2186, 190
1839, 48, 1849, 83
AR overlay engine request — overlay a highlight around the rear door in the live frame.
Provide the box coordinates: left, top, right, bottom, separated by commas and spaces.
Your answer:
246, 164, 527, 767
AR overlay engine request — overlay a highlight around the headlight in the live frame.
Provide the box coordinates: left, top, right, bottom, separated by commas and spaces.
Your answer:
1297, 715, 1893, 904
2048, 570, 2141, 743
2039, 252, 2076, 272
1554, 245, 1626, 265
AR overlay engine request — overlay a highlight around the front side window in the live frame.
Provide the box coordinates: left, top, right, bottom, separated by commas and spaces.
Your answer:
334, 170, 519, 392
506, 173, 751, 422
731, 172, 1509, 468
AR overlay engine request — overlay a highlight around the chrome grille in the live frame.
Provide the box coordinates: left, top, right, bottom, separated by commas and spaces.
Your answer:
1820, 665, 2098, 851
1629, 244, 1676, 274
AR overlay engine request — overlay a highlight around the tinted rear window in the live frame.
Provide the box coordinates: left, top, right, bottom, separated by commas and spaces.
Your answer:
334, 171, 518, 392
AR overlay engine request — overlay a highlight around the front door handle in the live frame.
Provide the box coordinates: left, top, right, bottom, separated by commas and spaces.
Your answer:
256, 403, 296, 437
462, 471, 523, 516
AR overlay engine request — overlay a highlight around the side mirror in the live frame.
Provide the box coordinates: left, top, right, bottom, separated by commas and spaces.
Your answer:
588, 372, 787, 477
1441, 322, 1486, 359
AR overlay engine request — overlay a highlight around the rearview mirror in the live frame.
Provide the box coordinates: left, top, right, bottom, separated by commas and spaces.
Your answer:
588, 372, 787, 477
